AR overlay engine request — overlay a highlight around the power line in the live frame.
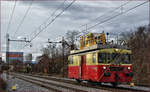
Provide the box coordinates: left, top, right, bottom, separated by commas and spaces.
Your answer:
46, 0, 148, 43
51, 0, 67, 17
6, 0, 17, 34
81, 0, 149, 32
28, 0, 67, 40
13, 0, 33, 38
65, 1, 131, 40
30, 0, 76, 42
23, 0, 76, 49
79, 1, 131, 28
16, 0, 66, 41
37, 0, 67, 27
19, 0, 67, 50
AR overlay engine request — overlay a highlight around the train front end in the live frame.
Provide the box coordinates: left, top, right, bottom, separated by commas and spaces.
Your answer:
97, 48, 133, 86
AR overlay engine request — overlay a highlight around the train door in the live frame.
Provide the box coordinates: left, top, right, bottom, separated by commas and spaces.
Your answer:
81, 55, 87, 79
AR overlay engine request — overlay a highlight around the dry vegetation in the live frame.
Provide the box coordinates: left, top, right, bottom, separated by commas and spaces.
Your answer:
120, 26, 149, 86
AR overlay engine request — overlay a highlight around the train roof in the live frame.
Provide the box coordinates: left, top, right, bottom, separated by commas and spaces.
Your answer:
70, 44, 130, 55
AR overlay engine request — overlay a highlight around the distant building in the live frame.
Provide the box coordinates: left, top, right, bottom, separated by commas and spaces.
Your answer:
6, 52, 24, 63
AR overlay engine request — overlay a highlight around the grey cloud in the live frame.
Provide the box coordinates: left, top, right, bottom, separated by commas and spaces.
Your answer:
20, 1, 117, 21
2, 1, 149, 54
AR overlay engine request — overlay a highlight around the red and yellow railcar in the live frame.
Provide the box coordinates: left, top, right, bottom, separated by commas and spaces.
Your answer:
68, 32, 133, 86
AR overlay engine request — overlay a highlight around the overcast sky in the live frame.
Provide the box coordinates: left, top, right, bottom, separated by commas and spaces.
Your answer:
1, 0, 149, 58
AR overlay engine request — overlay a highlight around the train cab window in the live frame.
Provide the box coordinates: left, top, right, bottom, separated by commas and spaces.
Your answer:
98, 53, 105, 63
111, 53, 131, 64
121, 54, 131, 64
106, 53, 111, 63
112, 53, 119, 60
93, 53, 96, 63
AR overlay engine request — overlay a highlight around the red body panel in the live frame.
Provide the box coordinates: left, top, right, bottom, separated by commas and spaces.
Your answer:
68, 66, 80, 79
68, 65, 133, 83
98, 65, 133, 83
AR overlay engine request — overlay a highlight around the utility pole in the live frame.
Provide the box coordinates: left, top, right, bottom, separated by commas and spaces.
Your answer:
6, 33, 10, 79
62, 37, 65, 77
6, 33, 30, 79
47, 38, 70, 77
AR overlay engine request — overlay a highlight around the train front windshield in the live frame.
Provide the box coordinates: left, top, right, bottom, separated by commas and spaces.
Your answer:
112, 53, 131, 64
98, 53, 131, 64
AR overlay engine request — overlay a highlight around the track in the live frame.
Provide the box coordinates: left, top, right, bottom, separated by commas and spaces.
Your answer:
11, 73, 111, 92
26, 73, 149, 92
11, 72, 149, 92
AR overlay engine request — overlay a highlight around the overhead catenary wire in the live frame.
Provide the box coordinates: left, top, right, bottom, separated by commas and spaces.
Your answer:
16, 0, 66, 42
79, 1, 131, 28
28, 0, 67, 37
81, 0, 149, 32
23, 0, 148, 51
19, 0, 67, 50
64, 0, 149, 43
35, 0, 67, 28
21, 0, 128, 50
6, 0, 17, 34
51, 0, 67, 17
30, 0, 76, 42
46, 0, 148, 43
56, 1, 131, 41
23, 0, 76, 49
13, 0, 33, 38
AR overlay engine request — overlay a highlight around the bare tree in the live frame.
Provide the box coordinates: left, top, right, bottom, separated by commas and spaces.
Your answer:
119, 25, 149, 86
65, 30, 79, 50
34, 30, 80, 76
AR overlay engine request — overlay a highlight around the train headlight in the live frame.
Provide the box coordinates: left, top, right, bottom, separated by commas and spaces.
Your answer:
114, 49, 119, 52
103, 66, 106, 70
128, 67, 131, 70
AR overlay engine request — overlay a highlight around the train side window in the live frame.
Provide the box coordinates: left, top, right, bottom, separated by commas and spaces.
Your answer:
98, 53, 104, 63
93, 53, 96, 63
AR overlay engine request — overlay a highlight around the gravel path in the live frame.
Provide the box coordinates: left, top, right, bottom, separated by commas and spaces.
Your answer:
14, 73, 111, 92
1, 73, 52, 92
